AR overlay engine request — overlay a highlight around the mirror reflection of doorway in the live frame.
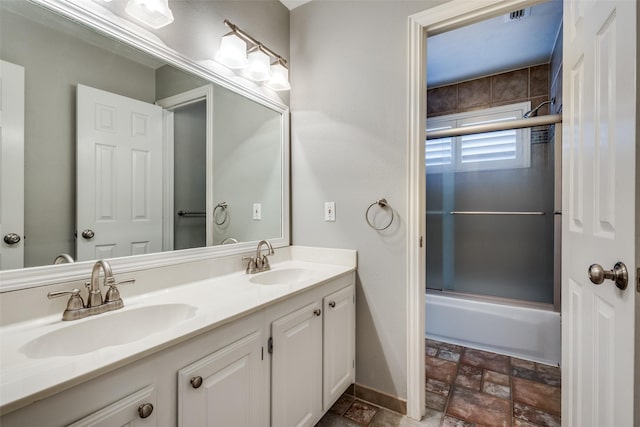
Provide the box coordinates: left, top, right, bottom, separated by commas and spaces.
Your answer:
172, 100, 207, 250
156, 85, 214, 251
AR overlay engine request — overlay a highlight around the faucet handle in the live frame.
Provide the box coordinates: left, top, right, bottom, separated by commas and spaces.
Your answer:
47, 288, 85, 311
105, 278, 135, 303
242, 255, 258, 274
260, 254, 271, 271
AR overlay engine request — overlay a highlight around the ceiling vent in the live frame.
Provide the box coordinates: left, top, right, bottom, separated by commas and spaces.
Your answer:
504, 8, 531, 22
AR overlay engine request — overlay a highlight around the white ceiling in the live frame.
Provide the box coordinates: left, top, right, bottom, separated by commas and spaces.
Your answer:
279, 0, 312, 10
427, 0, 562, 87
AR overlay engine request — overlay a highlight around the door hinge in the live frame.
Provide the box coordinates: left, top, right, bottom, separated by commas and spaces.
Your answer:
261, 346, 264, 360
268, 337, 273, 354
419, 236, 423, 248
637, 268, 640, 293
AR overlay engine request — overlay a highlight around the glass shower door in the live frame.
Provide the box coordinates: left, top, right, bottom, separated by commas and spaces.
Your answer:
426, 125, 556, 305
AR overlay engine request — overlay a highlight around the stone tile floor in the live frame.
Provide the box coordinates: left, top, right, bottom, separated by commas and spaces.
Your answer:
316, 339, 561, 427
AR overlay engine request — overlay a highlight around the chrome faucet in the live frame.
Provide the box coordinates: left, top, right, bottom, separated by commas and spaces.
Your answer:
244, 240, 274, 274
47, 260, 135, 321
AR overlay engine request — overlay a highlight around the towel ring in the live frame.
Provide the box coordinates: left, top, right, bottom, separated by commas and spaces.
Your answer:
213, 202, 229, 226
365, 198, 394, 231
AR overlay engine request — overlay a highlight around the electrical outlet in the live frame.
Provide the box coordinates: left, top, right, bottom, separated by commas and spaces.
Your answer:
253, 203, 262, 220
325, 202, 336, 221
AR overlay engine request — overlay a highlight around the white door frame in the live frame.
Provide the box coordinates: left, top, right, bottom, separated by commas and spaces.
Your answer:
406, 0, 545, 419
156, 84, 214, 250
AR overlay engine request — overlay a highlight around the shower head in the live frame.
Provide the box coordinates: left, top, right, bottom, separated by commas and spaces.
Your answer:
523, 98, 555, 118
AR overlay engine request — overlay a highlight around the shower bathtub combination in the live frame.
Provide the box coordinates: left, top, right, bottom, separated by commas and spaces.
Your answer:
425, 114, 562, 366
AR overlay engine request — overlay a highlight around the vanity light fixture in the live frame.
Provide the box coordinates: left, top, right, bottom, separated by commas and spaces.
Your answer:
125, 0, 174, 29
216, 20, 290, 91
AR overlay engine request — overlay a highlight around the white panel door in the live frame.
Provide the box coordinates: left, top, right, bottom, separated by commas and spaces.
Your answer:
562, 0, 636, 426
178, 330, 266, 427
323, 285, 355, 411
271, 301, 323, 427
0, 60, 25, 270
77, 84, 163, 261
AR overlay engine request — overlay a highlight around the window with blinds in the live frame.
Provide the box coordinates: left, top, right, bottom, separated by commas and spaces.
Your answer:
426, 102, 531, 173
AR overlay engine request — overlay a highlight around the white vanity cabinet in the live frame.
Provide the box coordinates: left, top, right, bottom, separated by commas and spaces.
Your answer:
177, 328, 267, 426
268, 273, 356, 427
0, 270, 355, 427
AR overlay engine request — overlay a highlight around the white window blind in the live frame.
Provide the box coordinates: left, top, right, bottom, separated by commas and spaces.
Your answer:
425, 123, 453, 167
426, 102, 531, 173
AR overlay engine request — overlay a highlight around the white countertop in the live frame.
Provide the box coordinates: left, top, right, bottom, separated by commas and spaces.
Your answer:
0, 258, 355, 414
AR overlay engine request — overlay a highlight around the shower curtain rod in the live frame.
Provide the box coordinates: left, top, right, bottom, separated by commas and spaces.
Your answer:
426, 114, 562, 140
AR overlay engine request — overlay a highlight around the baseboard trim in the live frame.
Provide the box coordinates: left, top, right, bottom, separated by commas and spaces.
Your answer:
351, 383, 407, 415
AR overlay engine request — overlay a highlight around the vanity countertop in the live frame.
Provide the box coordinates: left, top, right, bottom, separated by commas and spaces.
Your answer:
0, 253, 356, 414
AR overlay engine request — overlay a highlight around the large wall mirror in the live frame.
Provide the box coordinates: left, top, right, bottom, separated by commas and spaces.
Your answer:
0, 0, 290, 289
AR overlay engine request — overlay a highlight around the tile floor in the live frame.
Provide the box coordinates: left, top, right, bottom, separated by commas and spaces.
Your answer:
316, 339, 561, 427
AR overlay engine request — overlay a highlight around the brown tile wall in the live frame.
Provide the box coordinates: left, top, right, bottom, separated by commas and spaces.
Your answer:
427, 64, 551, 118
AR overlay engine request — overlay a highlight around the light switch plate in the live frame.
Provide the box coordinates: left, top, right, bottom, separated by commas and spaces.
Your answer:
253, 203, 262, 220
325, 202, 336, 221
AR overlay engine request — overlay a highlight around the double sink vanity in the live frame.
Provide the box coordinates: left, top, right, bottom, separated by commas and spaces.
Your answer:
0, 245, 357, 426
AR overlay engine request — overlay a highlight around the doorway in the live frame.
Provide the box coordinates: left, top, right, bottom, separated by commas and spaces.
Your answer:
406, 0, 558, 420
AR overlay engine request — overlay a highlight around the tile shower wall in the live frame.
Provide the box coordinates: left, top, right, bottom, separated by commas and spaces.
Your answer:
425, 64, 556, 304
427, 64, 551, 117
427, 64, 552, 146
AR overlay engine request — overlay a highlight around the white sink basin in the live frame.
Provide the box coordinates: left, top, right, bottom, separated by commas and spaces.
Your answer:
249, 268, 315, 285
21, 303, 197, 358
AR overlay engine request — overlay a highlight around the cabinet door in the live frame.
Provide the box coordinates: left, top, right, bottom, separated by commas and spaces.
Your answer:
67, 385, 156, 426
271, 301, 323, 427
178, 330, 266, 427
323, 285, 356, 410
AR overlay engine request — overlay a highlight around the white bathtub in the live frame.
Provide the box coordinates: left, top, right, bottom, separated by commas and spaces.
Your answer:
425, 293, 561, 366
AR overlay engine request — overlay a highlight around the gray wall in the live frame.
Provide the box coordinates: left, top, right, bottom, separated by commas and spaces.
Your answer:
0, 7, 156, 267
102, 0, 291, 106
290, 0, 448, 400
212, 86, 282, 245
156, 65, 208, 100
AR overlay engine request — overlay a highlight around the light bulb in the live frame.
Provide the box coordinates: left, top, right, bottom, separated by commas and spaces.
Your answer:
265, 61, 290, 91
215, 33, 248, 69
243, 49, 271, 82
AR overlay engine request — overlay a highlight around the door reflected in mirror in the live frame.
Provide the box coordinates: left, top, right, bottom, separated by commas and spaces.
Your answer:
0, 0, 285, 271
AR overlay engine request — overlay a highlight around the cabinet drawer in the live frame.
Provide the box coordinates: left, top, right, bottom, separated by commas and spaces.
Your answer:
67, 385, 156, 427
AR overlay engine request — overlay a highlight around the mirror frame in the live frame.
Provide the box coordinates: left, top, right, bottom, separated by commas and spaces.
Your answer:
0, 0, 290, 291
